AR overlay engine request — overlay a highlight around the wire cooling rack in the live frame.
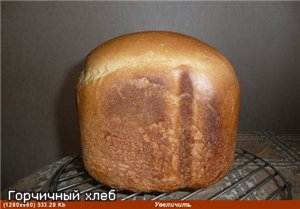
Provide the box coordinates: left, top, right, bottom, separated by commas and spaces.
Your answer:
50, 147, 292, 200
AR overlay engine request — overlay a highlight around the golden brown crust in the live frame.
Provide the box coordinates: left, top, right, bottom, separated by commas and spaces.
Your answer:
77, 31, 240, 192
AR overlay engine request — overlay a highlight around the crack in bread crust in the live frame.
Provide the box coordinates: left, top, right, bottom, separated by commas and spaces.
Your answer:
178, 70, 194, 185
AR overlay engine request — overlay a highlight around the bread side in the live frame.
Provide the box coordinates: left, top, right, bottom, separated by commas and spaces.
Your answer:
77, 31, 240, 192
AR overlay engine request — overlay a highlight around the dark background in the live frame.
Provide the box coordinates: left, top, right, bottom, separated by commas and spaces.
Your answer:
2, 2, 300, 190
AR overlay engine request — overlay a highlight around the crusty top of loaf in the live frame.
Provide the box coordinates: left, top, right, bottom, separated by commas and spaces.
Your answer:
78, 31, 235, 86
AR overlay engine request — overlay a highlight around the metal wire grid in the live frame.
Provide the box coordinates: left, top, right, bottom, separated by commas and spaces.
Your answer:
50, 147, 292, 200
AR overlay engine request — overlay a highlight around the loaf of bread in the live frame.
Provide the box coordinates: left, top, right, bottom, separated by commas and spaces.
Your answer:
76, 31, 240, 192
